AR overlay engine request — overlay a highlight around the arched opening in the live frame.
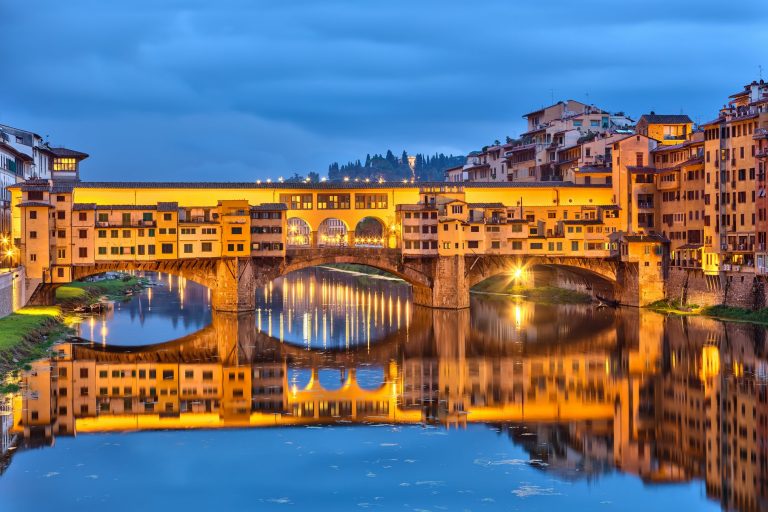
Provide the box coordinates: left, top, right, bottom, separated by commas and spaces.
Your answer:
471, 263, 616, 302
287, 218, 312, 247
353, 217, 385, 248
317, 218, 349, 247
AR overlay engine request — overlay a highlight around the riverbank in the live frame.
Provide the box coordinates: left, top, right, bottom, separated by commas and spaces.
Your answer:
55, 274, 147, 308
0, 306, 73, 392
0, 274, 147, 388
470, 275, 592, 304
647, 299, 768, 325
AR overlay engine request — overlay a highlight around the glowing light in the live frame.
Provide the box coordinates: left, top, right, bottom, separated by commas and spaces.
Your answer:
512, 267, 523, 280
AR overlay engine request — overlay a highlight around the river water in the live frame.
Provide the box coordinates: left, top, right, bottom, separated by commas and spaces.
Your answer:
0, 267, 765, 511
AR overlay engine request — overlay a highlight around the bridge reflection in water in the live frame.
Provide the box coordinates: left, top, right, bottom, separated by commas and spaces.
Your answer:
7, 303, 768, 510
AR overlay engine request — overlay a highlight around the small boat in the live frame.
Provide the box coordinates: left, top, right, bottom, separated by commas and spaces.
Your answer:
595, 295, 620, 308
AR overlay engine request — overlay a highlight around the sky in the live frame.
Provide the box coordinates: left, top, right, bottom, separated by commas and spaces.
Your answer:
1, 0, 767, 182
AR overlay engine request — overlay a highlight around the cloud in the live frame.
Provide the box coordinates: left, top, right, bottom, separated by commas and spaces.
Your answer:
0, 0, 766, 180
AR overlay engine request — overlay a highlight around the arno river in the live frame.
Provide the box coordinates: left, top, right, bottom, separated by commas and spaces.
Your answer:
1, 267, 765, 511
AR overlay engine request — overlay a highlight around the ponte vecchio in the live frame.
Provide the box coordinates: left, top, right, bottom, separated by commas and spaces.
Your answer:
9, 179, 669, 310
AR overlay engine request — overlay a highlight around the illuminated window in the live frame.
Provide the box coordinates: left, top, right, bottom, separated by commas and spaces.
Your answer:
53, 158, 77, 171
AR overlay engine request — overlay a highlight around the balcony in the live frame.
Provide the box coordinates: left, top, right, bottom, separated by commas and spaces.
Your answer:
637, 201, 654, 209
753, 128, 768, 140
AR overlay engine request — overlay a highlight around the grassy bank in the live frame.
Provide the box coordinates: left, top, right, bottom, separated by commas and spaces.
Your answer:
1, 274, 143, 387
55, 275, 145, 304
646, 299, 768, 325
471, 275, 592, 304
0, 306, 74, 391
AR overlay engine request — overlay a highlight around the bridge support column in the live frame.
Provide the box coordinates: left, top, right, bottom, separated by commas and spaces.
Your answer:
615, 261, 665, 307
212, 258, 256, 312
413, 255, 470, 309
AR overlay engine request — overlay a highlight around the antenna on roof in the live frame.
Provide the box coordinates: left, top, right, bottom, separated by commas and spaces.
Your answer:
760, 64, 763, 81
549, 89, 554, 104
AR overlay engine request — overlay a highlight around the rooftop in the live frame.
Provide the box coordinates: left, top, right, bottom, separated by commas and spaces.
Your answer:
638, 113, 693, 124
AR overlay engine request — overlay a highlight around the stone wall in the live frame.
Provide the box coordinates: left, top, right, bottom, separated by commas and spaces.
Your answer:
0, 272, 12, 318
665, 268, 763, 310
0, 268, 26, 319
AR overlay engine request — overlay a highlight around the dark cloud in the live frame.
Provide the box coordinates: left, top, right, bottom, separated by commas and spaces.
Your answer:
0, 0, 766, 180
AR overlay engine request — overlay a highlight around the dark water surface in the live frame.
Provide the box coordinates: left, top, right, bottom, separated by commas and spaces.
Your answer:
1, 267, 764, 511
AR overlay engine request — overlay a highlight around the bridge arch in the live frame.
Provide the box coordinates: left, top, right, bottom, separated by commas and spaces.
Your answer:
317, 218, 349, 247
287, 217, 312, 247
353, 216, 386, 248
278, 248, 433, 290
466, 255, 619, 300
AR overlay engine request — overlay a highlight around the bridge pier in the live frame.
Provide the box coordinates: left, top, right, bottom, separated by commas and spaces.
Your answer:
413, 256, 470, 309
211, 258, 257, 312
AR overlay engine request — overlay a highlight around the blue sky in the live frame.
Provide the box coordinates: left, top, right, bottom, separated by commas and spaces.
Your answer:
1, 0, 767, 181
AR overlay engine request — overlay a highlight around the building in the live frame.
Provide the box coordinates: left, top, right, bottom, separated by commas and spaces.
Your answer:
636, 113, 693, 146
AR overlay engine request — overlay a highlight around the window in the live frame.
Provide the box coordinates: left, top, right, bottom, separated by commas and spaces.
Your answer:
163, 213, 172, 221
161, 243, 173, 254
279, 194, 313, 210
98, 247, 107, 255
57, 211, 65, 220
317, 194, 350, 209
79, 229, 87, 239
78, 212, 87, 221
354, 194, 388, 209
98, 213, 108, 222
79, 247, 88, 258
29, 230, 37, 239
57, 230, 66, 238
231, 227, 243, 235
57, 248, 66, 259
29, 210, 37, 220
183, 243, 193, 253
237, 243, 244, 251
142, 212, 153, 222
53, 158, 77, 171
202, 242, 212, 252
451, 205, 463, 214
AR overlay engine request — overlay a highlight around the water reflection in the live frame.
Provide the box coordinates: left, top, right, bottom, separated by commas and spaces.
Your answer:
2, 270, 768, 511
74, 271, 212, 345
256, 267, 411, 348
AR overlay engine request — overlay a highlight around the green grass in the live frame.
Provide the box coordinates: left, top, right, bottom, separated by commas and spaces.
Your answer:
0, 306, 61, 352
55, 275, 144, 301
700, 305, 768, 324
646, 299, 768, 325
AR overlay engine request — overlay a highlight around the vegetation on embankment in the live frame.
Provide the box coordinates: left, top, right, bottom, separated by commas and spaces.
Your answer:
1, 274, 145, 388
55, 275, 146, 307
0, 306, 74, 391
470, 275, 592, 304
646, 299, 768, 325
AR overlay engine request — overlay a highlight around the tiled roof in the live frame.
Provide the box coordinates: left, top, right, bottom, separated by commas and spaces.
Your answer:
467, 202, 505, 209
92, 204, 158, 211
639, 114, 692, 124
72, 203, 96, 211
16, 201, 54, 208
39, 146, 89, 159
157, 202, 179, 212
251, 203, 288, 211
70, 180, 609, 190
576, 166, 612, 174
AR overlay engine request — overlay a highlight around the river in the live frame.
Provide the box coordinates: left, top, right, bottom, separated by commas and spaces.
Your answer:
1, 266, 764, 511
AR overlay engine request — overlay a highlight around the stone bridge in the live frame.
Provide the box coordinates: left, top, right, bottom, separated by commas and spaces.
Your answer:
61, 248, 645, 311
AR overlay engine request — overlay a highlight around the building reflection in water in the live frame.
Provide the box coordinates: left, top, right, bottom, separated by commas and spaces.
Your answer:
3, 280, 768, 510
